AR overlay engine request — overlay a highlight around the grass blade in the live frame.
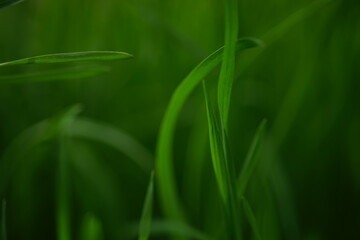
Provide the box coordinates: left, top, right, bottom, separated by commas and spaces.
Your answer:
69, 118, 153, 173
1, 199, 6, 240
241, 197, 262, 240
0, 0, 23, 9
217, 0, 238, 127
0, 66, 110, 84
0, 51, 133, 67
202, 81, 241, 240
155, 38, 261, 221
138, 172, 155, 240
237, 119, 267, 199
79, 214, 103, 240
156, 38, 261, 223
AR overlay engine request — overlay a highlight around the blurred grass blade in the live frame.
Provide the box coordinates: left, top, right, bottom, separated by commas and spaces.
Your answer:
217, 0, 238, 127
0, 51, 133, 67
57, 107, 81, 240
0, 66, 110, 84
202, 81, 241, 240
79, 214, 103, 240
0, 0, 23, 9
241, 197, 262, 240
138, 172, 154, 240
1, 199, 6, 240
69, 118, 153, 172
0, 105, 82, 199
156, 38, 261, 223
237, 119, 266, 199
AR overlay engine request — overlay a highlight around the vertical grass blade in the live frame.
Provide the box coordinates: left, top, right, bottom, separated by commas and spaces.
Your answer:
202, 81, 241, 240
1, 200, 6, 240
138, 172, 155, 240
156, 38, 261, 224
0, 0, 23, 9
237, 119, 266, 199
217, 0, 239, 127
241, 197, 262, 240
56, 106, 82, 240
79, 214, 103, 240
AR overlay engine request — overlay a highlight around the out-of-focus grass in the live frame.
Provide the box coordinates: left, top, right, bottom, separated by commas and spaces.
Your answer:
0, 0, 359, 239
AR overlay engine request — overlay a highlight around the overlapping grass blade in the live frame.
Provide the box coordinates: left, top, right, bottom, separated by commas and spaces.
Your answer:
0, 105, 82, 199
217, 0, 239, 127
155, 38, 261, 223
0, 66, 109, 84
0, 0, 23, 9
1, 199, 6, 240
138, 172, 154, 240
202, 81, 241, 240
0, 51, 133, 67
237, 119, 266, 199
69, 118, 153, 172
241, 197, 262, 240
79, 214, 103, 240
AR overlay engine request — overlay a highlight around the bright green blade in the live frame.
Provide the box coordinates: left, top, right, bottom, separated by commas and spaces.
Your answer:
0, 66, 109, 84
0, 51, 133, 67
217, 0, 238, 127
202, 81, 241, 240
241, 197, 262, 240
138, 172, 154, 240
69, 118, 153, 172
1, 199, 6, 240
79, 214, 103, 240
237, 119, 267, 199
155, 38, 261, 223
0, 0, 23, 9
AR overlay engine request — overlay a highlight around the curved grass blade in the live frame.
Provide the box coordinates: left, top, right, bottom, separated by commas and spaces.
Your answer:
155, 38, 261, 223
0, 0, 23, 9
237, 119, 267, 199
0, 66, 110, 84
202, 81, 241, 240
0, 51, 133, 67
79, 214, 104, 240
138, 172, 154, 240
0, 105, 82, 199
241, 197, 262, 240
217, 0, 239, 127
69, 118, 153, 173
1, 199, 6, 240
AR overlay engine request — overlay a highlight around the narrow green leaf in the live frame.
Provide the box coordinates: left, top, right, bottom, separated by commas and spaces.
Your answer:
155, 38, 261, 223
0, 51, 133, 67
0, 66, 109, 84
79, 214, 103, 240
138, 172, 154, 240
241, 197, 262, 240
69, 118, 153, 172
202, 81, 241, 240
1, 199, 6, 240
237, 119, 267, 199
217, 0, 239, 128
0, 0, 23, 9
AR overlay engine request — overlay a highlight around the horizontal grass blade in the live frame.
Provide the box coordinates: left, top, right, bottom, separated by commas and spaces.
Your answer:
237, 119, 266, 199
0, 0, 23, 9
155, 38, 261, 224
0, 51, 133, 67
0, 66, 110, 84
69, 118, 153, 172
139, 172, 155, 240
241, 197, 262, 240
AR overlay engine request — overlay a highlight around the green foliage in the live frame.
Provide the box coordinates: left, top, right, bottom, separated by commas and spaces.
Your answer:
138, 172, 154, 240
0, 0, 23, 9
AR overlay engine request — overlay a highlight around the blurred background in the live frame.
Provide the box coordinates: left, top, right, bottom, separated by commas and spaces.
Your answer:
0, 0, 359, 239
